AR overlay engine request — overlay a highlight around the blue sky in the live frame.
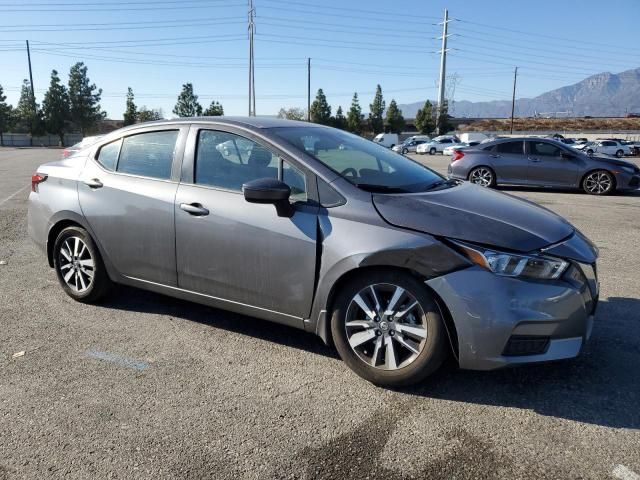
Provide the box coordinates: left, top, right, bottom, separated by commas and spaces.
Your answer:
0, 0, 638, 119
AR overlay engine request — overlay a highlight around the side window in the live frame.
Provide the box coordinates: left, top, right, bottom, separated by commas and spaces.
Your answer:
529, 142, 561, 157
96, 139, 121, 171
496, 141, 523, 154
195, 130, 278, 191
117, 130, 179, 179
282, 160, 307, 203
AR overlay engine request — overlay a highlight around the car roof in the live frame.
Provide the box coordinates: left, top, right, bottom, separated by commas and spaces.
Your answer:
113, 116, 318, 135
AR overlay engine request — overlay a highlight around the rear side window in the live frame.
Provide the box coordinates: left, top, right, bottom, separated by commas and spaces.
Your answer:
496, 141, 523, 154
117, 130, 179, 180
96, 139, 121, 171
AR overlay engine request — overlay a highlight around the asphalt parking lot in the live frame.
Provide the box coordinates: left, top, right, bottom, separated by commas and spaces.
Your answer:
1, 147, 639, 479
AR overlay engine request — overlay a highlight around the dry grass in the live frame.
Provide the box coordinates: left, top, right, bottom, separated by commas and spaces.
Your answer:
459, 117, 640, 132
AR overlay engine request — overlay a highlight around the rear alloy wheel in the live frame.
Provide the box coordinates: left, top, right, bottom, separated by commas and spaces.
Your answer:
53, 226, 112, 303
468, 166, 496, 188
615, 149, 624, 158
429, 147, 436, 155
331, 271, 446, 387
583, 170, 614, 195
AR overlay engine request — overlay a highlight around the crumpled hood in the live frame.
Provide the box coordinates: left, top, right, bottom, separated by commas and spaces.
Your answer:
373, 182, 575, 253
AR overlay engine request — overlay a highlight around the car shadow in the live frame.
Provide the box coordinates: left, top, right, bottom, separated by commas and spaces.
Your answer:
100, 285, 338, 359
101, 288, 639, 429
497, 185, 640, 197
404, 296, 640, 429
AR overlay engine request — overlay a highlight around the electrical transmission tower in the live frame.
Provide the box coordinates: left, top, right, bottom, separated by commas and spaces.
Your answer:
248, 0, 256, 116
435, 8, 453, 134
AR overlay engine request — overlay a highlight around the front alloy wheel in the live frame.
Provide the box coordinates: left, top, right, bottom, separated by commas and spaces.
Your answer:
583, 170, 614, 195
469, 167, 495, 187
331, 271, 446, 387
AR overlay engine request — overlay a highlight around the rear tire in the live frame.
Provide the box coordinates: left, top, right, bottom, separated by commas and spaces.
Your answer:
53, 226, 112, 303
330, 271, 447, 387
468, 166, 496, 188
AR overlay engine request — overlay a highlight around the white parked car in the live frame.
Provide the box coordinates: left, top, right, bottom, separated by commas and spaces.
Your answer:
372, 133, 399, 148
416, 136, 458, 155
442, 141, 481, 156
583, 140, 631, 158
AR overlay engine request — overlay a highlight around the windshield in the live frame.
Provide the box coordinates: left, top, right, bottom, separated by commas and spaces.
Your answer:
270, 127, 445, 193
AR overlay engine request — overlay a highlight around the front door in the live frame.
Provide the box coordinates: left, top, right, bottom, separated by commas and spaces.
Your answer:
526, 140, 578, 186
78, 127, 187, 286
175, 127, 318, 319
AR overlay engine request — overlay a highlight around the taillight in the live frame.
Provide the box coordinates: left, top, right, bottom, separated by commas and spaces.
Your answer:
62, 149, 70, 158
452, 150, 465, 162
31, 173, 47, 192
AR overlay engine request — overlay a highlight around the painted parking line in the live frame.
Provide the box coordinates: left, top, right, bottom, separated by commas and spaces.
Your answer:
0, 185, 29, 207
613, 465, 640, 480
86, 350, 150, 371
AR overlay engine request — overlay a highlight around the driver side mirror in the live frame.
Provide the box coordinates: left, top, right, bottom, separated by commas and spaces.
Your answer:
242, 178, 293, 217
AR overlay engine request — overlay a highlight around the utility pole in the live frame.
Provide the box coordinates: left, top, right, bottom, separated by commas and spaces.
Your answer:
307, 57, 311, 122
248, 0, 256, 116
26, 40, 36, 146
510, 66, 518, 134
435, 8, 451, 135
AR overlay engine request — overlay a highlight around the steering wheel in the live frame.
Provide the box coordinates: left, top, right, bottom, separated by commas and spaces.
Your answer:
341, 167, 358, 178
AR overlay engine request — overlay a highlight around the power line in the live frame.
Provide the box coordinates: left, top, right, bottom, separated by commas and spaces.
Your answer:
261, 0, 442, 19
0, 1, 243, 11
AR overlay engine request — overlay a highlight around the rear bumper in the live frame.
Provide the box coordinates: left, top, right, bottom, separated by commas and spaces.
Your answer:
27, 191, 48, 255
426, 266, 597, 370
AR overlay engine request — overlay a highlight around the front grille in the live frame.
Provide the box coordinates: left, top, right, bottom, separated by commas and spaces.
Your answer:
503, 336, 550, 356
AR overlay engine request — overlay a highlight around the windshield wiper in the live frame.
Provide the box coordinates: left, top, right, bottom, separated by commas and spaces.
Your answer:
423, 179, 459, 191
355, 184, 409, 193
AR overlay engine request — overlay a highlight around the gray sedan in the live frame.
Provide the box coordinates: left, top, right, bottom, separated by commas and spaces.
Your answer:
28, 118, 598, 387
448, 137, 640, 195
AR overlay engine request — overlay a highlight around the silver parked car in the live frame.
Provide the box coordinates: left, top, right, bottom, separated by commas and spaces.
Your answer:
448, 137, 640, 195
28, 118, 599, 387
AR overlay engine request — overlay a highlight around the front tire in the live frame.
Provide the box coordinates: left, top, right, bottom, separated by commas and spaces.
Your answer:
582, 170, 614, 195
330, 271, 447, 387
53, 226, 112, 303
402, 148, 408, 154
429, 147, 436, 155
615, 149, 624, 158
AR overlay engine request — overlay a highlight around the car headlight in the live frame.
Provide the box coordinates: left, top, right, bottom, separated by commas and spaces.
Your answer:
451, 241, 569, 280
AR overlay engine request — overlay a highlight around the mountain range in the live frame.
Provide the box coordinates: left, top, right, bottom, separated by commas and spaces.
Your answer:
398, 67, 640, 118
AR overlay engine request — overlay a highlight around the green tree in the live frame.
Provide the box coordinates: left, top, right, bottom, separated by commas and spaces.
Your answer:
68, 62, 104, 135
173, 83, 202, 117
15, 79, 44, 138
0, 84, 15, 146
415, 100, 435, 135
138, 106, 164, 122
203, 100, 224, 116
277, 107, 306, 120
42, 70, 71, 146
346, 93, 362, 133
332, 105, 346, 130
437, 100, 453, 134
123, 87, 137, 126
309, 88, 331, 125
384, 99, 405, 134
368, 84, 385, 134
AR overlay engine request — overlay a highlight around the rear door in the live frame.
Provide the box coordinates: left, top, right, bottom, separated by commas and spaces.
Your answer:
174, 125, 319, 319
526, 140, 578, 186
79, 126, 188, 286
489, 140, 528, 184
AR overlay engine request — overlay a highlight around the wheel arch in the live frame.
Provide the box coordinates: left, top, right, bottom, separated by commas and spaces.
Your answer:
316, 265, 460, 362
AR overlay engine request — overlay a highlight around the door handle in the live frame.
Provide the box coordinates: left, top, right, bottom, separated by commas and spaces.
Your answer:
84, 178, 103, 188
490, 154, 500, 158
529, 157, 541, 163
180, 203, 209, 216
